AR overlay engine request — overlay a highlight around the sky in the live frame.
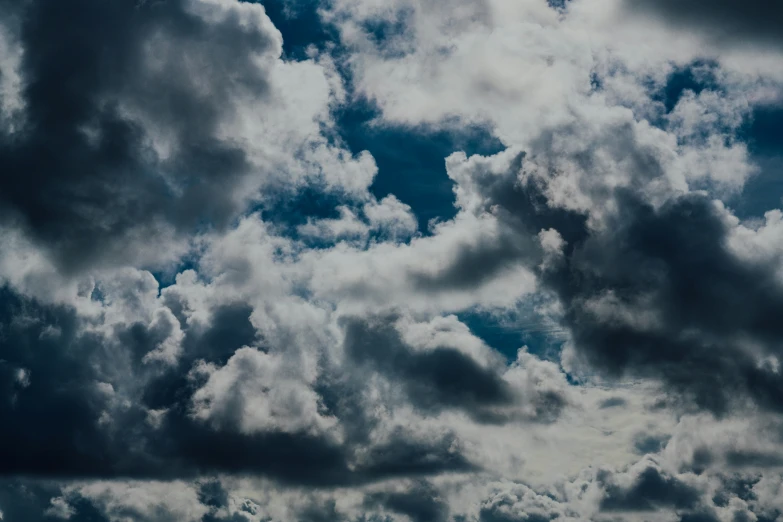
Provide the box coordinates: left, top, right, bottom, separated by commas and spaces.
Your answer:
1, 0, 783, 521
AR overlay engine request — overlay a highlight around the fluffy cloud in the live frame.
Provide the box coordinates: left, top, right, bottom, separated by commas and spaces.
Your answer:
189, 347, 339, 437
1, 0, 783, 520
0, 0, 374, 273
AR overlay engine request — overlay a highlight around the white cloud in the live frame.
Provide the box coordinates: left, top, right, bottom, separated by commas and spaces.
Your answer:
44, 497, 75, 520
60, 481, 209, 522
189, 347, 339, 437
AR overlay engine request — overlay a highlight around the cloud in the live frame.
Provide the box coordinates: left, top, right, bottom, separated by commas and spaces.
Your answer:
0, 0, 374, 273
0, 0, 272, 270
0, 281, 498, 486
341, 315, 514, 420
59, 481, 209, 522
341, 314, 572, 424
479, 482, 577, 522
623, 0, 783, 49
1, 0, 783, 520
188, 346, 339, 437
364, 481, 448, 522
551, 191, 783, 413
599, 464, 702, 512
438, 142, 783, 414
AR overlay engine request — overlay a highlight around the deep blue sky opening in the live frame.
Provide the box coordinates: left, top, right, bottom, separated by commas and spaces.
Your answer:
733, 104, 783, 219
259, 0, 506, 233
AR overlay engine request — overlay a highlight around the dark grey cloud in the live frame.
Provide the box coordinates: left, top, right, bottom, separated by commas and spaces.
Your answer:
341, 315, 516, 422
3, 0, 783, 518
0, 286, 476, 484
0, 287, 131, 478
600, 466, 701, 512
141, 302, 257, 411
0, 288, 347, 481
624, 0, 783, 48
479, 509, 559, 522
357, 430, 478, 479
478, 484, 570, 522
724, 450, 783, 469
408, 151, 587, 294
455, 149, 783, 414
679, 512, 721, 522
599, 397, 627, 409
688, 448, 717, 475
408, 231, 533, 292
197, 479, 231, 511
712, 474, 760, 508
632, 433, 670, 455
0, 481, 64, 522
364, 481, 448, 522
0, 0, 274, 272
0, 477, 257, 522
550, 191, 783, 414
297, 498, 346, 522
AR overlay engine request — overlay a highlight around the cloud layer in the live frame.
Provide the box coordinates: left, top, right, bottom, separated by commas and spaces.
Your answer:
1, 0, 783, 521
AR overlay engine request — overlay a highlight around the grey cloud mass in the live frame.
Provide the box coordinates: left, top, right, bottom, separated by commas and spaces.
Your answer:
341, 315, 516, 420
0, 286, 482, 485
625, 0, 783, 48
0, 0, 270, 271
2, 0, 783, 520
451, 148, 783, 414
599, 466, 702, 512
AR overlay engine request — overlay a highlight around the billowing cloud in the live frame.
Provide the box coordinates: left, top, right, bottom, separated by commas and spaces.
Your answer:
1, 0, 783, 520
0, 0, 374, 273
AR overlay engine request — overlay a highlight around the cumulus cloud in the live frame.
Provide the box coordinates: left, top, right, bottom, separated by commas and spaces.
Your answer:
1, 0, 783, 520
479, 481, 579, 522
0, 0, 374, 273
189, 346, 339, 437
